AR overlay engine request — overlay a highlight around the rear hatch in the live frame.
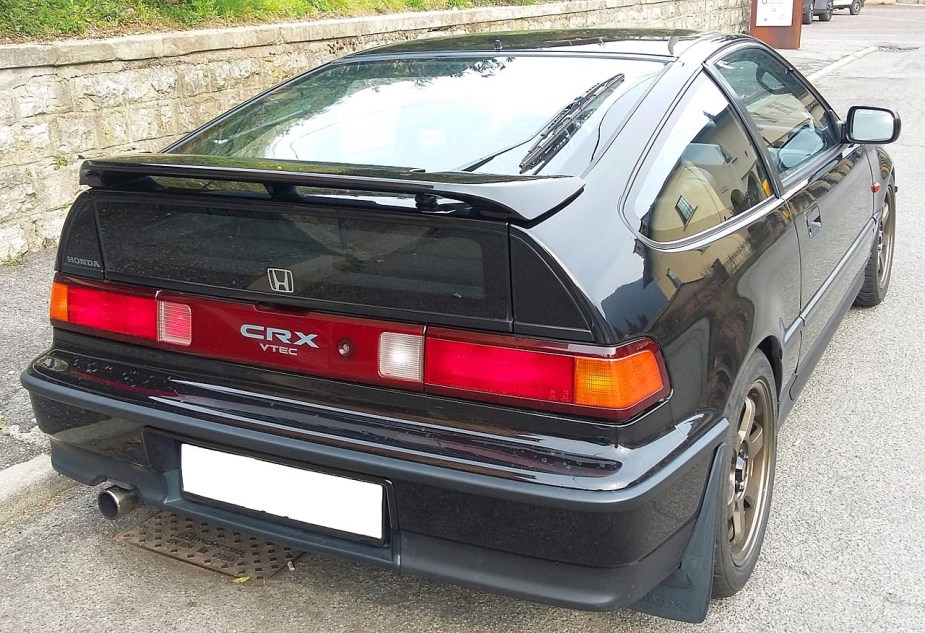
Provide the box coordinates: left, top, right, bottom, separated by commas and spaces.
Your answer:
52, 155, 668, 426
65, 154, 592, 333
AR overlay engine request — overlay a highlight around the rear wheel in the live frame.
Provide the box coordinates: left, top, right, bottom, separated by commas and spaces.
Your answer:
855, 187, 895, 307
850, 0, 862, 14
819, 3, 833, 21
802, 9, 813, 23
712, 352, 777, 598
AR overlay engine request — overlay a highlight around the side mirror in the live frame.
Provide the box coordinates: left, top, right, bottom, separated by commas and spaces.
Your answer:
845, 106, 901, 144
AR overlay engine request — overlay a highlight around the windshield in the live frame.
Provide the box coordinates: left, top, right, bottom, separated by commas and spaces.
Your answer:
171, 55, 664, 175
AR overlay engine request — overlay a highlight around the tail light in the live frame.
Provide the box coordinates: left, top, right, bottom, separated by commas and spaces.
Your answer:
424, 328, 668, 420
50, 281, 191, 346
50, 280, 157, 341
50, 276, 669, 421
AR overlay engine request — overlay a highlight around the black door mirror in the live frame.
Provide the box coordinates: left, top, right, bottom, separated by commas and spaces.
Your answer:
845, 106, 901, 144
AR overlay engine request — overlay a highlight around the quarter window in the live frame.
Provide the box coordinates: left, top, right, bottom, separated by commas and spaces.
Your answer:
632, 76, 772, 243
715, 47, 838, 178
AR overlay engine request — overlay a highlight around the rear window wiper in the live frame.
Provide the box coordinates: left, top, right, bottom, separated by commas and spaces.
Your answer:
518, 73, 625, 174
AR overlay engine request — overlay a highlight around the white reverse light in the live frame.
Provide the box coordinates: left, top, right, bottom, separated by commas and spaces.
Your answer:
157, 301, 192, 346
378, 332, 424, 382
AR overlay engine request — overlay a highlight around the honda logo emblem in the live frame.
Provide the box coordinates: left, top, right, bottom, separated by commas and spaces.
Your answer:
267, 268, 294, 293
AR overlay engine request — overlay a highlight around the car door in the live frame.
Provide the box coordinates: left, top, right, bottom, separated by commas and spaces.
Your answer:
713, 45, 875, 372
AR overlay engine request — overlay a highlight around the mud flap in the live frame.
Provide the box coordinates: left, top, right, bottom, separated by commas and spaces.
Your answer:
631, 442, 727, 623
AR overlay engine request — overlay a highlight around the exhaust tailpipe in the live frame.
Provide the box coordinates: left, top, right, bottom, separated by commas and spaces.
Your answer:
98, 485, 141, 520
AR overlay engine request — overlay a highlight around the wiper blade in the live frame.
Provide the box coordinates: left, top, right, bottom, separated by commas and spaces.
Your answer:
456, 137, 534, 173
518, 73, 625, 174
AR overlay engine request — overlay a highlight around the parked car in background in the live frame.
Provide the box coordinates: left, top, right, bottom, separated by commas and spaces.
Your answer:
23, 29, 900, 624
835, 0, 865, 14
804, 0, 835, 23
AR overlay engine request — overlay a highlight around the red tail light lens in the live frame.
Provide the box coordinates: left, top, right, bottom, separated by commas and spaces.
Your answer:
424, 329, 669, 420
50, 280, 157, 341
425, 337, 574, 402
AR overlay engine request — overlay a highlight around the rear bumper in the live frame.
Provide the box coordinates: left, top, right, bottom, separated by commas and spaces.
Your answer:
23, 345, 727, 611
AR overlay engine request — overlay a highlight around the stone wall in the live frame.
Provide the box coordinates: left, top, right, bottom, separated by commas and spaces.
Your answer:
0, 0, 750, 260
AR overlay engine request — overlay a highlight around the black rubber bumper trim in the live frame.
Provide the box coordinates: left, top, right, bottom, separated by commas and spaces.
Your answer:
400, 522, 694, 611
23, 370, 728, 512
401, 443, 729, 614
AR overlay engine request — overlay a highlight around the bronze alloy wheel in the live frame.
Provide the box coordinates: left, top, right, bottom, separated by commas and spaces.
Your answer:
713, 352, 778, 598
877, 197, 895, 289
726, 377, 774, 566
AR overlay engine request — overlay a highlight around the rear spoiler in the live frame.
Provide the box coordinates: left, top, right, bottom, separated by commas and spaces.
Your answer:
79, 154, 585, 222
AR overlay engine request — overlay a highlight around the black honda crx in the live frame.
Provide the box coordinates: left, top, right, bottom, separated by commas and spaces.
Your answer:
23, 29, 900, 622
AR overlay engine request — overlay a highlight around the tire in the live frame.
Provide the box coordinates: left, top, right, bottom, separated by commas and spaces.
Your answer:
850, 0, 862, 14
802, 9, 812, 24
712, 351, 778, 598
819, 4, 833, 21
855, 187, 895, 307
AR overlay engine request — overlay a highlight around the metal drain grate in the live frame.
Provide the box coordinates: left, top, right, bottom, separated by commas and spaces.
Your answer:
116, 510, 303, 580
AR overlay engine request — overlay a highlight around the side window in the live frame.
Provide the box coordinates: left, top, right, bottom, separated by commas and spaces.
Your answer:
632, 76, 772, 243
715, 47, 839, 178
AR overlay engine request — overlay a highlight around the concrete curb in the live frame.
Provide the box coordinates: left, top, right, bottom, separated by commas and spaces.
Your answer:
0, 454, 76, 526
807, 45, 880, 81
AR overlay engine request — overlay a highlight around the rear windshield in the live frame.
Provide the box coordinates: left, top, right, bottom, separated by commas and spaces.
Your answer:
171, 55, 663, 174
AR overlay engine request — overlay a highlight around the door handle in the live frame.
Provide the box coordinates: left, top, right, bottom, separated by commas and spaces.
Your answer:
806, 204, 822, 237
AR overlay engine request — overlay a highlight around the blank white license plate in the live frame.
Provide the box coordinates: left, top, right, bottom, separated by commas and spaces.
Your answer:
180, 444, 384, 540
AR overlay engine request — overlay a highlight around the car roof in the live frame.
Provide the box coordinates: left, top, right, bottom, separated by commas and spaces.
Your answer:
346, 28, 742, 60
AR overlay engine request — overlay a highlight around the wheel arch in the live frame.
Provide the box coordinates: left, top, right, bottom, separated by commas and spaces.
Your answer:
756, 335, 783, 401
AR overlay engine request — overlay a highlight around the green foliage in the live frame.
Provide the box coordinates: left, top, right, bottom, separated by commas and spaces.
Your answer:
0, 0, 541, 38
0, 0, 129, 36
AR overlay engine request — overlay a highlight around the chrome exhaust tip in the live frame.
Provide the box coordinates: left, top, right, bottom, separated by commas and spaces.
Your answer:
98, 485, 141, 520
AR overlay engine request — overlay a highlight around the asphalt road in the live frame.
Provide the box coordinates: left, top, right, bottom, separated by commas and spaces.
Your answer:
0, 247, 53, 470
2, 7, 925, 632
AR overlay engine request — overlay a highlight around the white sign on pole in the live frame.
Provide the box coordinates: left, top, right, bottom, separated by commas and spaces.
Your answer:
755, 0, 794, 27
